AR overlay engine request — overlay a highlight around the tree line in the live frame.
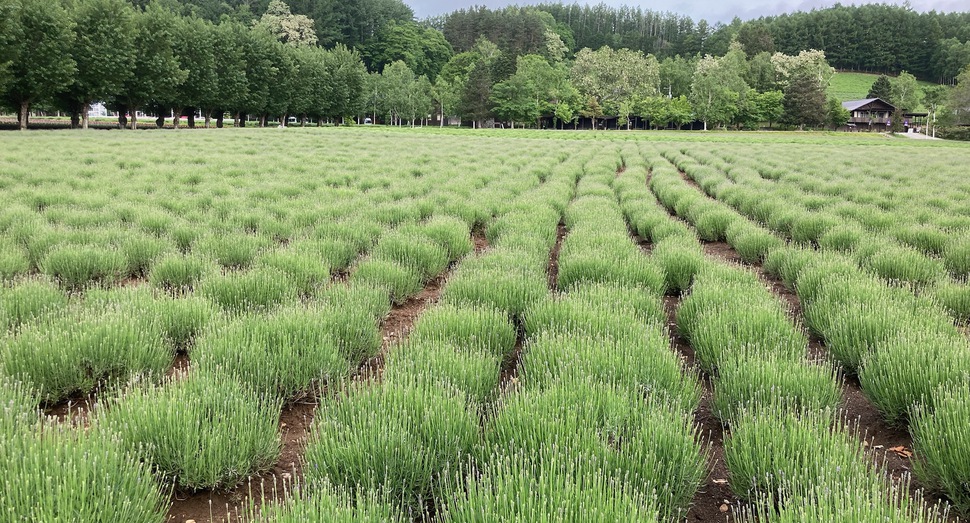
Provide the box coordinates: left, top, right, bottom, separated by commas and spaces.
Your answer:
0, 0, 368, 130
2, 0, 969, 132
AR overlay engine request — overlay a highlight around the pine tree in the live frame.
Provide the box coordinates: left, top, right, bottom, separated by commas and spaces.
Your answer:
866, 75, 892, 101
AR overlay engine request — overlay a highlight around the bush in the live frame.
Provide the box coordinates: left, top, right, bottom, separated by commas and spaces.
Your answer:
248, 482, 404, 523
0, 278, 68, 332
258, 250, 331, 297
724, 406, 871, 501
303, 381, 478, 510
911, 383, 970, 516
148, 253, 212, 291
199, 267, 294, 313
97, 374, 281, 491
712, 352, 841, 423
351, 258, 423, 305
1, 309, 170, 404
408, 304, 517, 359
383, 341, 500, 404
0, 422, 168, 522
41, 245, 126, 289
859, 330, 970, 426
652, 239, 705, 293
195, 308, 350, 400
483, 381, 705, 521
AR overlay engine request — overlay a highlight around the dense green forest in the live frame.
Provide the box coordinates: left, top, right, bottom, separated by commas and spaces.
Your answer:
1, 0, 969, 133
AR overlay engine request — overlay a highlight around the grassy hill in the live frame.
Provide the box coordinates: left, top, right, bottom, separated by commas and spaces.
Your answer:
828, 71, 937, 103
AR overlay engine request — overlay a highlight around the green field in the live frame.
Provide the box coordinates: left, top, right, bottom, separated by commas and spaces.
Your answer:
1, 127, 969, 522
828, 71, 938, 104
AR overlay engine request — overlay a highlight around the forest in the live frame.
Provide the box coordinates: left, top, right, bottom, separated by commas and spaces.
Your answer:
1, 0, 969, 134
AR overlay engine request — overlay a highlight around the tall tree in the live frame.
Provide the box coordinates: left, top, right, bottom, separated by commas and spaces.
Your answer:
950, 66, 970, 126
782, 71, 827, 129
689, 50, 747, 131
115, 3, 186, 129
253, 0, 317, 46
922, 84, 948, 137
164, 15, 218, 128
61, 0, 136, 129
826, 96, 850, 129
2, 0, 76, 130
867, 75, 893, 101
889, 70, 922, 112
361, 20, 453, 81
323, 43, 367, 123
659, 55, 695, 98
491, 54, 563, 128
570, 46, 659, 129
204, 20, 248, 127
0, 0, 20, 94
460, 38, 502, 128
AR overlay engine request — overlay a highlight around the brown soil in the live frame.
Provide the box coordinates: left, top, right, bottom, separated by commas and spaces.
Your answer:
167, 352, 192, 379
547, 220, 567, 291
498, 334, 525, 393
472, 228, 490, 254
44, 394, 96, 426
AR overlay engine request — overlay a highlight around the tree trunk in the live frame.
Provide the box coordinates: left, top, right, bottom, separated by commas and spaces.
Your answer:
703, 120, 708, 131
188, 112, 196, 128
18, 101, 29, 130
171, 108, 181, 129
81, 102, 91, 130
204, 110, 212, 128
118, 112, 127, 129
156, 113, 166, 129
130, 110, 138, 130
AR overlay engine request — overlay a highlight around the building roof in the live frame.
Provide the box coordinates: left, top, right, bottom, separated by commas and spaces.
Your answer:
842, 98, 896, 112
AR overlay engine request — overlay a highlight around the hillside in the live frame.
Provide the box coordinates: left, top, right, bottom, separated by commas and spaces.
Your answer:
828, 72, 937, 103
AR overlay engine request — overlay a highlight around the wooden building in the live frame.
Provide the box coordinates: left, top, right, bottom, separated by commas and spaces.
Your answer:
842, 98, 896, 131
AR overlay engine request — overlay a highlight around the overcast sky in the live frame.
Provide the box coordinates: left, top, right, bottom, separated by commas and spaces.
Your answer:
410, 0, 966, 24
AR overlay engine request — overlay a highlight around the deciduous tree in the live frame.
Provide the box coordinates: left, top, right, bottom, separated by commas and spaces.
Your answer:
254, 0, 317, 47
890, 70, 922, 112
3, 0, 76, 130
63, 0, 136, 129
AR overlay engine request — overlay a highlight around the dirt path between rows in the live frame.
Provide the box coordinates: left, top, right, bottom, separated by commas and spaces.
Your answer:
166, 231, 488, 523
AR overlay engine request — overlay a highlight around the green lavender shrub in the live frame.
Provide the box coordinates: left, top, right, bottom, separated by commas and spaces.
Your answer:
1, 309, 170, 404
712, 352, 841, 424
97, 373, 281, 491
442, 451, 661, 523
249, 482, 404, 523
195, 308, 350, 400
351, 258, 423, 305
0, 278, 68, 332
859, 330, 970, 426
199, 267, 294, 313
724, 405, 871, 501
483, 381, 705, 521
303, 381, 478, 510
383, 341, 500, 404
911, 383, 970, 516
651, 238, 705, 294
148, 253, 213, 292
257, 250, 331, 297
0, 421, 168, 522
41, 245, 126, 289
408, 304, 517, 359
